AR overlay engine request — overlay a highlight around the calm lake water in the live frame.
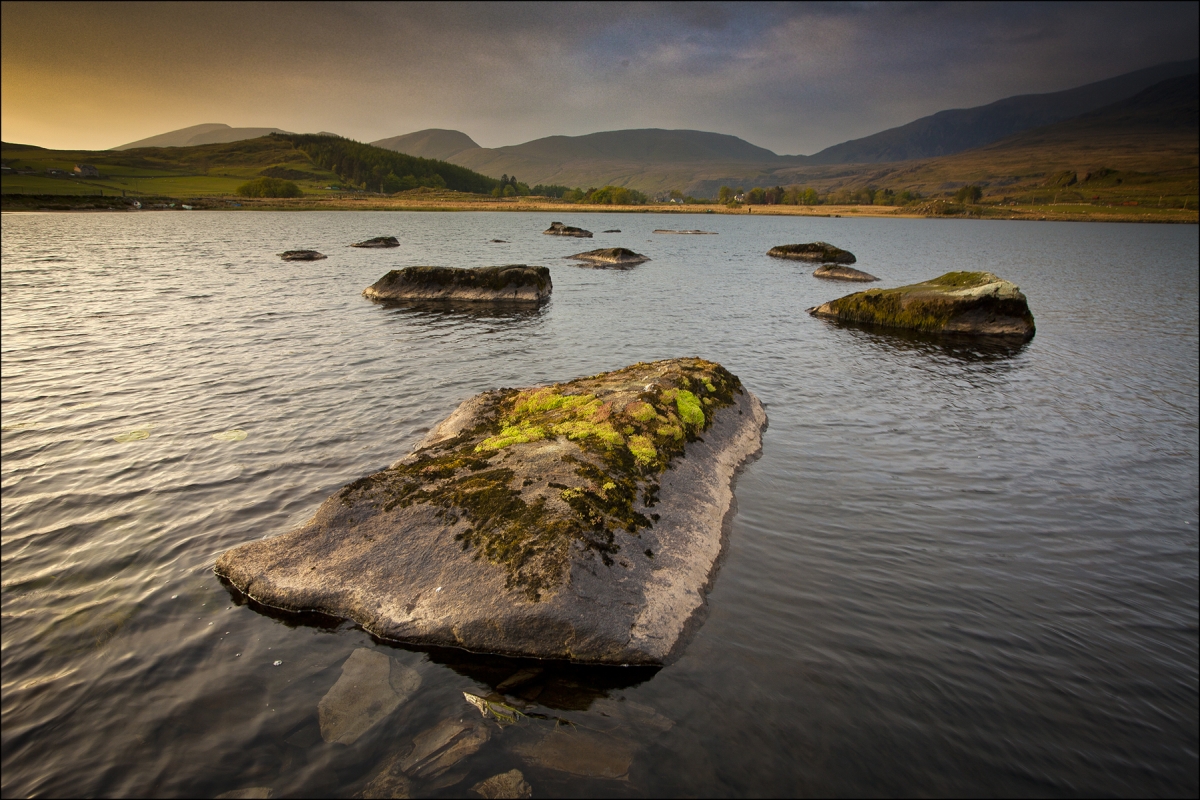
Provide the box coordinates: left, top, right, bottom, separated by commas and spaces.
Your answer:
2, 210, 1197, 798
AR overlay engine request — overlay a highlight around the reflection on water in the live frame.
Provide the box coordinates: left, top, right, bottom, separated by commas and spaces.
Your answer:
2, 211, 1196, 798
818, 316, 1032, 361
372, 298, 552, 323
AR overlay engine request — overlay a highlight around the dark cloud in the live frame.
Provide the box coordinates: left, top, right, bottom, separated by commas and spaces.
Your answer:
2, 1, 1196, 152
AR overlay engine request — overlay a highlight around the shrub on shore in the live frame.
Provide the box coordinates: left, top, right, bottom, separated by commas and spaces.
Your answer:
236, 177, 302, 198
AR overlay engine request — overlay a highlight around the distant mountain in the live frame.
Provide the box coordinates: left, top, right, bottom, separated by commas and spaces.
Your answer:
371, 129, 481, 161
114, 123, 291, 150
805, 58, 1198, 164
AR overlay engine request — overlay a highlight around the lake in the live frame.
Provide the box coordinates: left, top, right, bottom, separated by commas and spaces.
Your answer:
2, 210, 1196, 798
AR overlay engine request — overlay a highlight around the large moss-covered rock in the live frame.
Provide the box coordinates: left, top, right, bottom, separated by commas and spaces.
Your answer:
768, 242, 855, 263
565, 248, 650, 268
808, 271, 1035, 340
812, 264, 879, 282
363, 265, 551, 305
214, 358, 766, 665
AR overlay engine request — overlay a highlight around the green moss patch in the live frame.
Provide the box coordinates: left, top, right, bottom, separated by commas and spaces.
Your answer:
337, 359, 743, 600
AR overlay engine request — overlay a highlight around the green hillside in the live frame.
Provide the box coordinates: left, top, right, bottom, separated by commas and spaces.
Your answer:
1, 134, 500, 198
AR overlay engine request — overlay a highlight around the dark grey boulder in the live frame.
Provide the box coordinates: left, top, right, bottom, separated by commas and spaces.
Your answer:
565, 248, 650, 268
768, 242, 856, 263
603, 229, 621, 233
543, 221, 593, 237
813, 264, 879, 282
278, 250, 326, 261
214, 358, 766, 665
351, 236, 400, 248
362, 265, 551, 305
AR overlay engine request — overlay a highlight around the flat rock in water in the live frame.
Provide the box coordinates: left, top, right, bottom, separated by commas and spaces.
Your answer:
362, 265, 551, 305
472, 769, 532, 799
360, 752, 412, 799
400, 717, 491, 779
653, 229, 716, 235
317, 649, 421, 744
812, 264, 879, 282
565, 248, 650, 268
603, 229, 621, 233
215, 358, 766, 664
352, 236, 400, 248
767, 242, 856, 263
513, 729, 634, 779
215, 790, 272, 799
543, 221, 593, 237
278, 250, 326, 261
808, 271, 1036, 340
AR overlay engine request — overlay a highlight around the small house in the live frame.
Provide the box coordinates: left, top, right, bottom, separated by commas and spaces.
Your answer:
74, 164, 100, 178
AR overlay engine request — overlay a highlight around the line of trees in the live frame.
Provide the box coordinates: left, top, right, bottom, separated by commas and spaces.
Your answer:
272, 133, 498, 194
718, 184, 924, 206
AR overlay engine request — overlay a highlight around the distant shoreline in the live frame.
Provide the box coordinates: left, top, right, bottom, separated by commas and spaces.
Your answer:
2, 193, 1195, 224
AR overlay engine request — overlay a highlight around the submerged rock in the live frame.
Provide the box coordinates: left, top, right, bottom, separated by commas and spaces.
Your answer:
400, 717, 491, 779
812, 264, 879, 282
565, 248, 650, 268
603, 229, 621, 233
543, 221, 592, 237
318, 649, 421, 744
512, 729, 634, 779
472, 770, 532, 799
362, 265, 551, 305
215, 358, 766, 665
653, 229, 716, 235
767, 242, 856, 263
352, 236, 400, 248
808, 271, 1036, 340
278, 250, 326, 261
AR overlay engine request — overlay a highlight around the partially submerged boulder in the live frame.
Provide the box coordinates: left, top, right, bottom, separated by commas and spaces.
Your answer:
565, 248, 650, 268
653, 229, 716, 235
812, 264, 879, 282
808, 271, 1035, 340
363, 265, 551, 305
352, 236, 400, 248
278, 250, 326, 261
768, 242, 855, 263
215, 358, 766, 665
543, 221, 592, 238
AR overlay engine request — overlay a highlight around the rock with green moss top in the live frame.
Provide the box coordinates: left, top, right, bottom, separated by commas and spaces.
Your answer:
812, 264, 879, 282
543, 221, 592, 238
214, 358, 766, 665
767, 242, 855, 263
565, 248, 650, 268
808, 271, 1036, 340
363, 265, 551, 305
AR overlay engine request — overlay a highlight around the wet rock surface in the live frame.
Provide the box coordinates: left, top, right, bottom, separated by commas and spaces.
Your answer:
472, 769, 532, 798
317, 649, 422, 744
543, 221, 592, 237
809, 271, 1036, 340
513, 728, 634, 778
602, 229, 621, 233
565, 248, 650, 268
278, 250, 326, 261
768, 242, 856, 263
215, 358, 766, 664
400, 716, 491, 779
362, 265, 551, 305
351, 236, 400, 248
812, 264, 879, 282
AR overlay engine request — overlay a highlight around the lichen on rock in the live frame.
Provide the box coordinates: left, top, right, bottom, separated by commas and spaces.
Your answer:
363, 265, 551, 305
808, 271, 1035, 340
214, 358, 766, 665
767, 242, 856, 263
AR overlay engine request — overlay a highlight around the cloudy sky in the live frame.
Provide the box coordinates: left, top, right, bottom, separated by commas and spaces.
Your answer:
2, 1, 1197, 153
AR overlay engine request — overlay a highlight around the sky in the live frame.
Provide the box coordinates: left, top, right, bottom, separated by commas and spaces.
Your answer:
2, 1, 1197, 154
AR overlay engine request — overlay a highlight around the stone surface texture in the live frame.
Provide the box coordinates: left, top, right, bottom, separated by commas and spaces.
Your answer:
278, 250, 326, 261
565, 248, 650, 268
362, 266, 551, 305
812, 264, 879, 282
808, 271, 1036, 339
767, 242, 856, 263
215, 359, 766, 665
543, 221, 593, 237
471, 769, 532, 799
317, 648, 421, 744
352, 236, 400, 248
